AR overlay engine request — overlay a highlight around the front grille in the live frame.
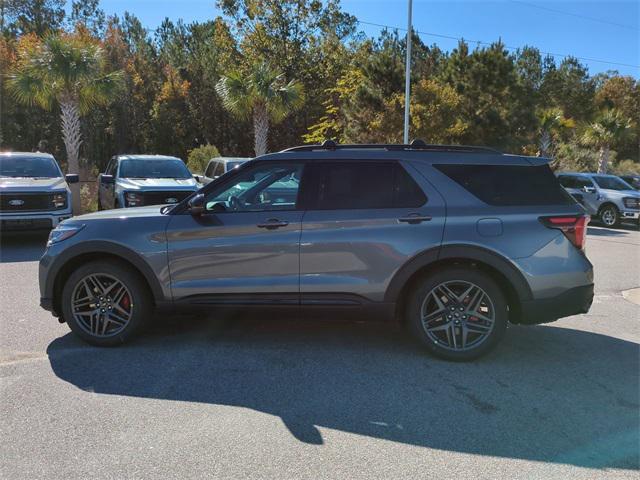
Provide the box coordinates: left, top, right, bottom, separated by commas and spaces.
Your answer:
141, 190, 192, 206
1, 218, 53, 230
0, 192, 59, 212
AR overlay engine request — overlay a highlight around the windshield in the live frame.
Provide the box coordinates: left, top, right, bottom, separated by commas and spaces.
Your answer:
0, 156, 61, 178
119, 159, 191, 179
226, 161, 245, 171
592, 176, 633, 191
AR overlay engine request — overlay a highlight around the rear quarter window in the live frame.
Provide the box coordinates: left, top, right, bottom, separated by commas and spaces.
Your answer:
435, 164, 574, 206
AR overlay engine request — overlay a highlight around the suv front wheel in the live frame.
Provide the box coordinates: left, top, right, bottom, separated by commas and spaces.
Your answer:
406, 267, 508, 361
61, 260, 151, 346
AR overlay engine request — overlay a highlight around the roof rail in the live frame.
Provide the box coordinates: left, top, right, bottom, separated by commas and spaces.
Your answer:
282, 139, 501, 154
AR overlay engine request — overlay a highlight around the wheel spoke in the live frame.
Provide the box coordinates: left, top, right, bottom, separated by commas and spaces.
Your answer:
466, 322, 491, 334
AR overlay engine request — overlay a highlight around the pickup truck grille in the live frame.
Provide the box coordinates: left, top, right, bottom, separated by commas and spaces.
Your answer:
0, 192, 57, 212
141, 190, 192, 206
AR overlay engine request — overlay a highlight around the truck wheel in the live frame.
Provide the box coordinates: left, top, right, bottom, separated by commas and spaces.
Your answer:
599, 204, 619, 228
406, 267, 508, 361
61, 260, 152, 346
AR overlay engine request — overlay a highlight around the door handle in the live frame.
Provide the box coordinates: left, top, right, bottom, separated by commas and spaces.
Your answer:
257, 219, 289, 229
398, 213, 432, 224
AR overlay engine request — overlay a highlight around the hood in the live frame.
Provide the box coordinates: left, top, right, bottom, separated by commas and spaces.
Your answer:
73, 205, 168, 222
600, 188, 640, 199
0, 177, 68, 192
117, 177, 198, 190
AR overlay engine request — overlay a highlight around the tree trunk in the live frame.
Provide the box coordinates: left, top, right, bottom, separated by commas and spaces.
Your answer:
597, 146, 610, 174
253, 103, 269, 157
59, 97, 83, 214
539, 130, 551, 157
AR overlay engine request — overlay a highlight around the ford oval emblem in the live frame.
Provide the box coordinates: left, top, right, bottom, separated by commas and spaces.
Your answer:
165, 197, 178, 204
8, 199, 25, 206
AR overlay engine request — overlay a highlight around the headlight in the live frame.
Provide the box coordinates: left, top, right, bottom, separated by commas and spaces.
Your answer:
124, 191, 143, 207
623, 197, 640, 209
51, 192, 68, 209
47, 224, 85, 246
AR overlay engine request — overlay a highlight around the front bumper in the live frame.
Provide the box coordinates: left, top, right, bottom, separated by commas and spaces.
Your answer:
0, 211, 72, 231
518, 284, 594, 325
620, 210, 640, 221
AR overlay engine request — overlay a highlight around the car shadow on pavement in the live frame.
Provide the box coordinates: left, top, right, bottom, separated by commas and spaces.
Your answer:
47, 314, 640, 470
0, 233, 48, 262
588, 225, 637, 236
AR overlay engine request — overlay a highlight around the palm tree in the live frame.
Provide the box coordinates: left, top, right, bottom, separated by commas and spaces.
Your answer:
537, 108, 574, 158
582, 109, 632, 174
9, 33, 123, 213
216, 62, 304, 156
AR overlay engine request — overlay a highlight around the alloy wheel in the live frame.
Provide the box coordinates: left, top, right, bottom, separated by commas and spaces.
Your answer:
71, 273, 134, 337
601, 208, 617, 227
420, 280, 496, 351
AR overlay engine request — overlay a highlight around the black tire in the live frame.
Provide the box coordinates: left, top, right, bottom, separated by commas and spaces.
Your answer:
61, 260, 152, 346
599, 204, 620, 228
406, 267, 508, 361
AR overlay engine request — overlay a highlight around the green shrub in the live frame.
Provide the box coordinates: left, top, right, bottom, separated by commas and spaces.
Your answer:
187, 144, 220, 174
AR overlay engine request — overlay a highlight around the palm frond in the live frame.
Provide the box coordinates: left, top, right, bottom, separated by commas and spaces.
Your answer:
215, 72, 254, 120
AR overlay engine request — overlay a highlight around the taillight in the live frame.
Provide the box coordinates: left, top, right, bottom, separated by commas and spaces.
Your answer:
540, 215, 589, 250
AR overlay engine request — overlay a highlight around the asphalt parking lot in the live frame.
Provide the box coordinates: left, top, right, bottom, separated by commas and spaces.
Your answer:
1, 225, 639, 479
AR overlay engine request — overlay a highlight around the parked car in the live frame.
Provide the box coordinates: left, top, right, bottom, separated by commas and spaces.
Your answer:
557, 172, 640, 227
201, 157, 250, 185
0, 152, 78, 232
40, 141, 594, 361
98, 155, 199, 209
619, 174, 640, 190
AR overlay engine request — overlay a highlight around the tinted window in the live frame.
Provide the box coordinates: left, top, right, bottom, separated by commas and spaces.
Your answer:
119, 158, 191, 179
592, 176, 633, 191
226, 161, 245, 171
313, 162, 427, 210
204, 161, 216, 178
0, 156, 61, 178
213, 162, 225, 177
558, 175, 593, 189
205, 162, 302, 212
435, 164, 573, 206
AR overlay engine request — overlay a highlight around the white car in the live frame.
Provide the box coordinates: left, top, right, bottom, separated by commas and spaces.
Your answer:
0, 152, 78, 231
201, 157, 250, 185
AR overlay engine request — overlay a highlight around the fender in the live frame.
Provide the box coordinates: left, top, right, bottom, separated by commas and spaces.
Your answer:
44, 240, 166, 304
384, 244, 532, 303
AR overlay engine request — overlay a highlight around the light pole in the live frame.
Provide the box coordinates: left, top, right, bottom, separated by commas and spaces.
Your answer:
403, 0, 413, 144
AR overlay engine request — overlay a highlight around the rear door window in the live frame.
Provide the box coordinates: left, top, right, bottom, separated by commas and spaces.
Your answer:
435, 164, 574, 206
309, 161, 427, 210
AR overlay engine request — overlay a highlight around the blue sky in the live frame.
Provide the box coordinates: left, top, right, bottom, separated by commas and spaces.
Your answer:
93, 0, 639, 77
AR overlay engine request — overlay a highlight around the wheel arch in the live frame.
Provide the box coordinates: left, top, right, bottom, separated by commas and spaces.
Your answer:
386, 245, 532, 325
49, 242, 165, 317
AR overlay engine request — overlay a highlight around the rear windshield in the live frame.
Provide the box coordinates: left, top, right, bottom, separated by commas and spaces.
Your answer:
0, 156, 61, 178
119, 159, 191, 179
435, 163, 574, 206
592, 176, 632, 191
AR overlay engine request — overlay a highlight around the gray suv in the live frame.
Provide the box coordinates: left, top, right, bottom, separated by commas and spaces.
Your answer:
557, 172, 640, 227
98, 155, 199, 209
40, 142, 594, 361
0, 152, 78, 231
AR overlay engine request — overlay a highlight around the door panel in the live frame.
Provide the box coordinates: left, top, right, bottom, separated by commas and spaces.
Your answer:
166, 211, 302, 300
300, 160, 445, 303
166, 161, 305, 302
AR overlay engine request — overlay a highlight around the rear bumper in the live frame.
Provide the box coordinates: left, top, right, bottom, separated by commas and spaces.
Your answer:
518, 284, 594, 325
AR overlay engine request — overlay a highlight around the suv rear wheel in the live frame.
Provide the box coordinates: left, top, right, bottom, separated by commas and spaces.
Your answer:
61, 260, 151, 346
406, 267, 508, 361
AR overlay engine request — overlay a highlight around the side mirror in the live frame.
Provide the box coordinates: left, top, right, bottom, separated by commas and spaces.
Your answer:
583, 186, 596, 194
188, 193, 206, 215
65, 174, 79, 184
193, 174, 201, 183
100, 174, 115, 185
